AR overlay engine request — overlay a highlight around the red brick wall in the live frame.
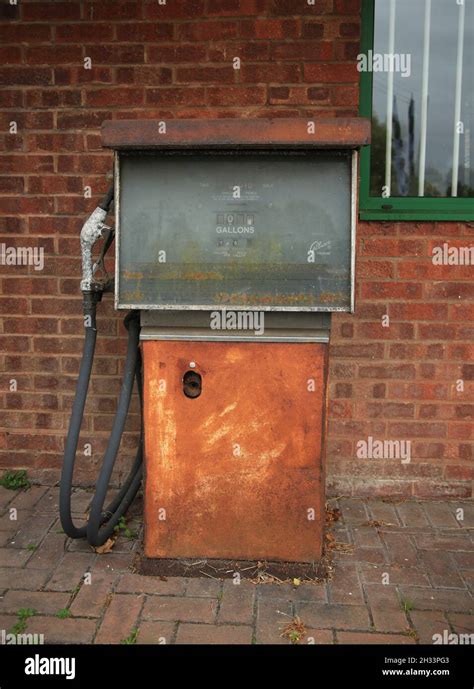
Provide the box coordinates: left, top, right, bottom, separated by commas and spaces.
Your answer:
330, 222, 474, 498
0, 0, 472, 496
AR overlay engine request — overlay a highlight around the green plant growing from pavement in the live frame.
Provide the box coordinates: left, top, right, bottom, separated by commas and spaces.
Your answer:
56, 608, 72, 619
401, 597, 414, 613
114, 516, 137, 540
0, 470, 30, 491
121, 628, 139, 645
10, 608, 37, 635
27, 543, 36, 551
289, 630, 302, 644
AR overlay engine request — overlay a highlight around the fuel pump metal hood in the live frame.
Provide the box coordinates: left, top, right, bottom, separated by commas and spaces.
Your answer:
101, 117, 371, 150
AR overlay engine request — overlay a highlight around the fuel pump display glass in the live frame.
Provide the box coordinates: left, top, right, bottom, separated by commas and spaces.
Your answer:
117, 151, 355, 311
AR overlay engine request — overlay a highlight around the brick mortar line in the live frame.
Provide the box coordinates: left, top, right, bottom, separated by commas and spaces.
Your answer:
404, 605, 423, 643
417, 545, 470, 592
424, 508, 463, 533
90, 613, 104, 645
445, 610, 471, 635
458, 570, 474, 592
167, 620, 179, 645
116, 589, 229, 601
129, 589, 146, 642
250, 586, 258, 644
0, 22, 362, 29
393, 501, 426, 531
358, 576, 377, 633
395, 584, 418, 641
394, 584, 473, 616
214, 577, 224, 619
135, 589, 154, 637
430, 516, 473, 539
334, 627, 416, 641
1, 609, 110, 622
442, 551, 468, 591
0, 492, 17, 511
168, 619, 253, 627
379, 532, 433, 588
40, 531, 92, 591
308, 623, 415, 635
63, 557, 99, 606
361, 579, 473, 592
384, 584, 417, 641
90, 572, 126, 644
367, 526, 471, 537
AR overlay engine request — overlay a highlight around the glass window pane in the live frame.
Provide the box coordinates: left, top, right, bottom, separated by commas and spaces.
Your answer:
370, 0, 473, 198
118, 152, 354, 311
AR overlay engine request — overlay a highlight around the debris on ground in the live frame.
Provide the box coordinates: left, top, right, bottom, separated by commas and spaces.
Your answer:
325, 532, 354, 553
325, 504, 342, 526
280, 615, 306, 644
364, 519, 396, 528
93, 537, 117, 554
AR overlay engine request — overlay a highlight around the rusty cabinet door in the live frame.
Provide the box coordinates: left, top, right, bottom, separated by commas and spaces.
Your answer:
143, 341, 328, 563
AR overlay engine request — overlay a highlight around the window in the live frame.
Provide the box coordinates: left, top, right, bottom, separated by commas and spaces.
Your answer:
359, 0, 474, 220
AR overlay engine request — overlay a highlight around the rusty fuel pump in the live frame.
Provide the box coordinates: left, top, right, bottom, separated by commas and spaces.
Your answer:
60, 118, 370, 568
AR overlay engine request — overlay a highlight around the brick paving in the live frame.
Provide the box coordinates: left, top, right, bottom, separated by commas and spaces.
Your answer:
0, 486, 472, 645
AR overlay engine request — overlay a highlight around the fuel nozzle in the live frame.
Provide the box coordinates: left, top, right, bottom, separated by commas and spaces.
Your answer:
80, 183, 115, 293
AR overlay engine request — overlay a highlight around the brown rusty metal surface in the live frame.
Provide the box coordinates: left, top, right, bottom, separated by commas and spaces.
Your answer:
143, 340, 328, 564
102, 117, 371, 150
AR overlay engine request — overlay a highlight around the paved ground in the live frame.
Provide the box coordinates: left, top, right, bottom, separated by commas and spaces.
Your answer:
0, 485, 472, 645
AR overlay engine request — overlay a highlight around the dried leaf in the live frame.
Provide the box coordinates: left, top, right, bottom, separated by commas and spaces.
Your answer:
325, 506, 341, 525
93, 537, 116, 554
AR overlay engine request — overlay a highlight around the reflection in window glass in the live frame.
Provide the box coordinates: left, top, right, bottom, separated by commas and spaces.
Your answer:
370, 0, 473, 198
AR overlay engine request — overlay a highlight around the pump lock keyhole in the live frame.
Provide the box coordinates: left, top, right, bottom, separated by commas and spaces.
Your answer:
183, 370, 202, 399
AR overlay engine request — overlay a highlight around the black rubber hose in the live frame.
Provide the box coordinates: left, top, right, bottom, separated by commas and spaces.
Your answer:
59, 292, 99, 539
98, 183, 114, 212
59, 297, 143, 545
86, 312, 144, 547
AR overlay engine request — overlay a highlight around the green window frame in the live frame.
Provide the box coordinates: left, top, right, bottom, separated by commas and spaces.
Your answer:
359, 0, 474, 221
